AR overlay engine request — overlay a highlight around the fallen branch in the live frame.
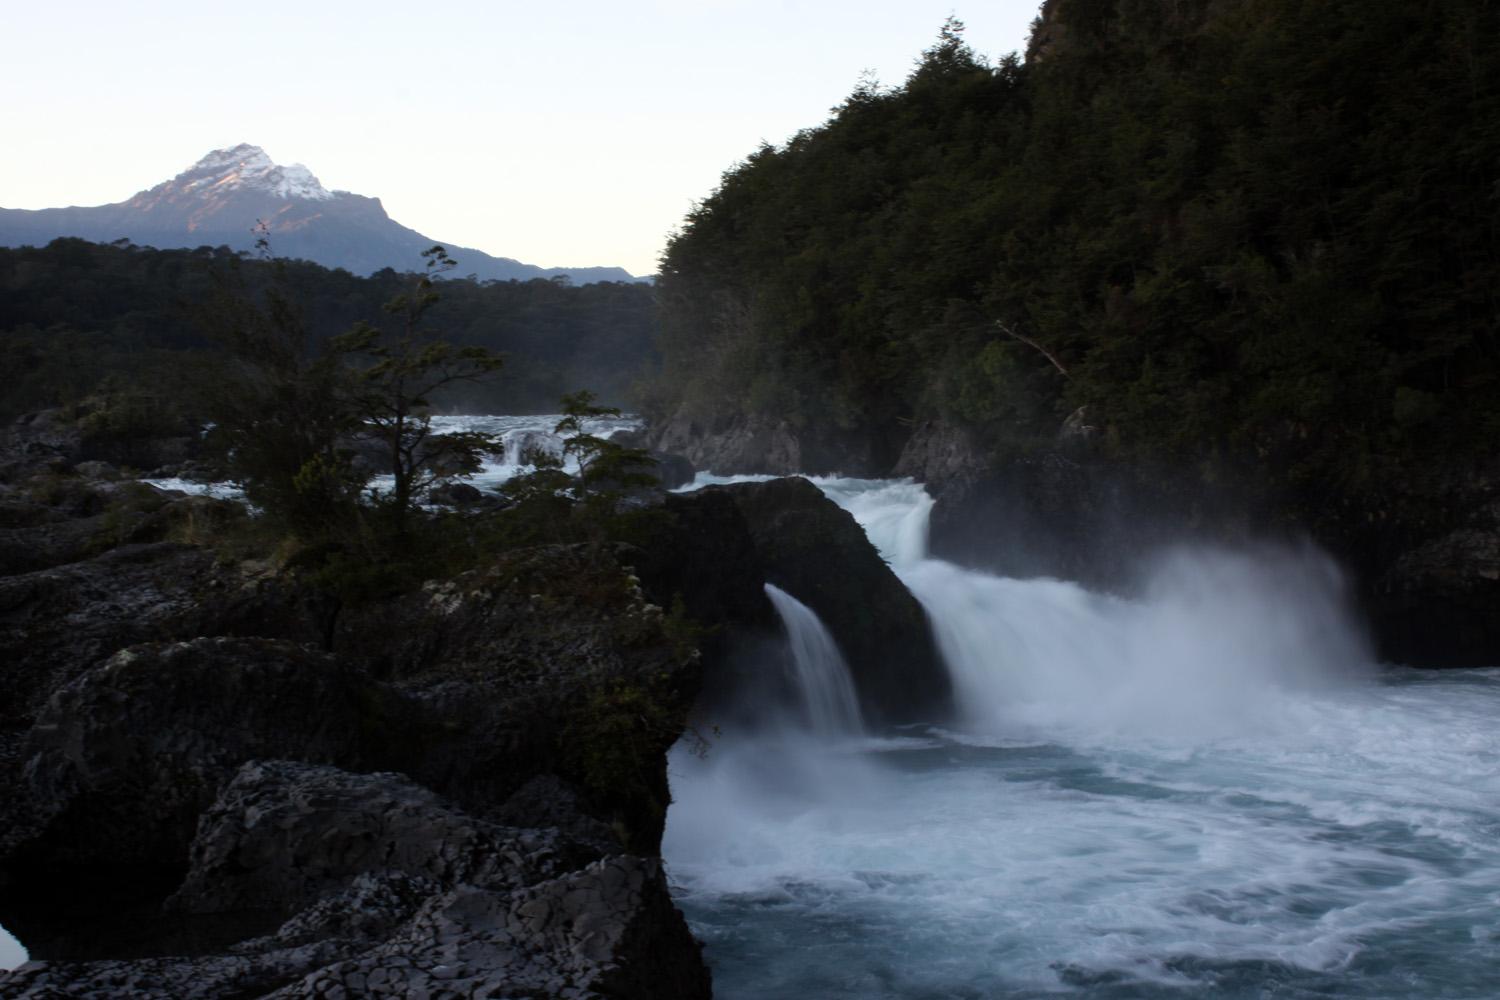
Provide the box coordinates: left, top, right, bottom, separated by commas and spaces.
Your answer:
995, 320, 1069, 377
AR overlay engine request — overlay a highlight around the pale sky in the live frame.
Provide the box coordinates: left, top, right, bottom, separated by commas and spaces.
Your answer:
2, 1, 1041, 277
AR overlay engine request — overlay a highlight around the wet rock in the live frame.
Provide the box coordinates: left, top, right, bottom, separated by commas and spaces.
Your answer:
0, 409, 83, 479
709, 477, 949, 724
71, 460, 123, 480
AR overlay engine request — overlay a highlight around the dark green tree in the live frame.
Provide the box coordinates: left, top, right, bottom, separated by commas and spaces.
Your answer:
200, 239, 365, 536
332, 246, 505, 537
554, 389, 656, 500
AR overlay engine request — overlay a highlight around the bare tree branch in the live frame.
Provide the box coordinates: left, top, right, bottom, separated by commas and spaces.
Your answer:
995, 320, 1069, 377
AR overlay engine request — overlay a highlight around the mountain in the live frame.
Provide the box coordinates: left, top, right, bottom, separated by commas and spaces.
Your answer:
0, 144, 644, 284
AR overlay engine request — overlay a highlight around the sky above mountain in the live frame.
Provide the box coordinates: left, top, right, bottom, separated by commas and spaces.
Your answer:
2, 0, 1039, 276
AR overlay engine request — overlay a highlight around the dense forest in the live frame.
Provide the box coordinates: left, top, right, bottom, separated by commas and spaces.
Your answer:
647, 0, 1500, 512
0, 238, 658, 422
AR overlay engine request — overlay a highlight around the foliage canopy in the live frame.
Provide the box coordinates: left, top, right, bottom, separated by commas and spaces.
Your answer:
646, 1, 1500, 508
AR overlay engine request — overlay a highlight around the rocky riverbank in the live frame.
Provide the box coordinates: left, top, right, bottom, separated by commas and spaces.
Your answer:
0, 409, 948, 998
649, 412, 1500, 669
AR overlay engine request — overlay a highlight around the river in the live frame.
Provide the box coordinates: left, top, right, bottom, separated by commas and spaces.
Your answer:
663, 476, 1500, 999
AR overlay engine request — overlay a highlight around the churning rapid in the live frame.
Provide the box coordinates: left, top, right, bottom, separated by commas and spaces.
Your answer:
663, 477, 1500, 999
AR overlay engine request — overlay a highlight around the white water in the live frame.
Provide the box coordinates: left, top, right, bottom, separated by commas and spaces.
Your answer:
0, 927, 22, 971
140, 412, 641, 500
416, 413, 640, 492
764, 583, 865, 736
665, 476, 1500, 999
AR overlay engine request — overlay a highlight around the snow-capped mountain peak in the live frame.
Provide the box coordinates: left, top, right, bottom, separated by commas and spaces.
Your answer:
1, 144, 644, 283
175, 143, 336, 201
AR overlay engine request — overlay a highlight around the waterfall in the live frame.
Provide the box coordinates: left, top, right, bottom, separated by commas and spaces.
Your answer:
764, 583, 865, 735
664, 476, 1483, 1000
499, 428, 563, 466
810, 478, 1374, 741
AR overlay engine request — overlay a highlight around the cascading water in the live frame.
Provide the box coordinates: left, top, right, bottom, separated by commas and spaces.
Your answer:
763, 583, 864, 736
664, 475, 1500, 999
0, 927, 22, 972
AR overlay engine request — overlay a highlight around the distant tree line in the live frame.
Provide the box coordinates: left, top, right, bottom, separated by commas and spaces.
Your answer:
646, 3, 1500, 513
0, 237, 659, 423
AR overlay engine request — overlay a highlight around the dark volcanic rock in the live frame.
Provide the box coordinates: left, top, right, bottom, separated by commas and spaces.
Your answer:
3, 762, 709, 1000
647, 406, 887, 476
0, 478, 242, 577
334, 543, 703, 853
891, 418, 988, 485
0, 540, 321, 734
0, 410, 83, 479
928, 452, 1132, 586
712, 477, 950, 723
167, 761, 598, 920
1367, 496, 1500, 666
604, 428, 698, 490
626, 487, 777, 650
3, 639, 386, 865
649, 449, 697, 491
925, 450, 1240, 593
0, 637, 396, 961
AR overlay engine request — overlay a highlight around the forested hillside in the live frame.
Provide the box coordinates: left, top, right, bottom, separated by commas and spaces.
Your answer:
647, 0, 1500, 503
0, 238, 657, 421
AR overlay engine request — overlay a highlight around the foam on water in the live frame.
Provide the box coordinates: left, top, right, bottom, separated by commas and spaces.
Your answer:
0, 926, 23, 971
664, 475, 1500, 998
383, 413, 641, 493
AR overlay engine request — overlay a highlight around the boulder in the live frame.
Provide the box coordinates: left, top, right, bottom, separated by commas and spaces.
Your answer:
3, 638, 389, 862
709, 477, 950, 724
1, 762, 709, 1000
0, 410, 83, 480
0, 638, 399, 960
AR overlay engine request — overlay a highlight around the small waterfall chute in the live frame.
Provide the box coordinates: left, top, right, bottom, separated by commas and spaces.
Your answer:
764, 583, 864, 735
499, 428, 564, 466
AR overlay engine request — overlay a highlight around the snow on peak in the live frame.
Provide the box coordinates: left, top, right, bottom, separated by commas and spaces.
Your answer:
177, 144, 336, 201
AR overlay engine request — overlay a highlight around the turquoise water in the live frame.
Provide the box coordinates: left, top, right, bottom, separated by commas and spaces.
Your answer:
666, 668, 1500, 999
665, 476, 1500, 999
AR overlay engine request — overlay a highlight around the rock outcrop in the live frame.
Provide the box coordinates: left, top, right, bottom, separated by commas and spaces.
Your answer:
698, 477, 950, 723
0, 453, 713, 997
647, 407, 888, 477
0, 416, 993, 996
4, 763, 708, 1000
1358, 470, 1500, 666
335, 543, 702, 853
0, 535, 322, 735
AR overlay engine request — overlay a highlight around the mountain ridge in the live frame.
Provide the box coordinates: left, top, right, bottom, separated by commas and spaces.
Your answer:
0, 144, 644, 285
